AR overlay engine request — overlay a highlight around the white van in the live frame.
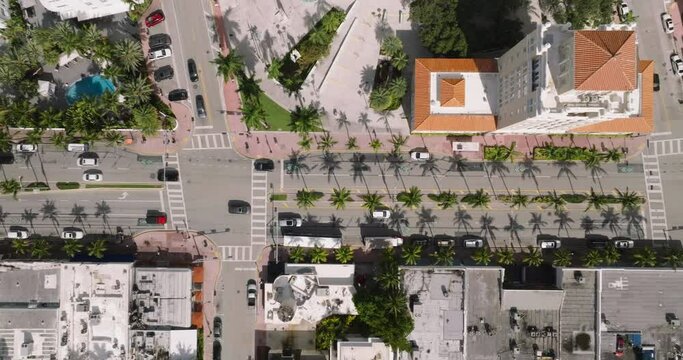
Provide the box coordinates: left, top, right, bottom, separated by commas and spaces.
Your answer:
67, 143, 88, 152
7, 227, 29, 239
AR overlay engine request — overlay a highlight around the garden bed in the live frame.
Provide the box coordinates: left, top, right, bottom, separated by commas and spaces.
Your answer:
369, 60, 403, 111
56, 182, 80, 190
259, 93, 290, 131
533, 146, 589, 160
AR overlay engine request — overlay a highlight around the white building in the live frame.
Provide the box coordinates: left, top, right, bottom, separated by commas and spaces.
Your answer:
36, 0, 134, 22
133, 268, 193, 328
0, 0, 11, 29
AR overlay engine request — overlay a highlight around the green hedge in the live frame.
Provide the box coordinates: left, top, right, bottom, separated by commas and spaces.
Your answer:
56, 182, 80, 190
271, 194, 288, 201
24, 182, 49, 191
560, 193, 587, 203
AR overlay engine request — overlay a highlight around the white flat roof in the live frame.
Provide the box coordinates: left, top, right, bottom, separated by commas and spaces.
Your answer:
39, 0, 130, 21
134, 268, 192, 328
283, 235, 342, 249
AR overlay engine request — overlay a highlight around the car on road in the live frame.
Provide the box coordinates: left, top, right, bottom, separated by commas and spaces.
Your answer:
61, 227, 84, 240
145, 9, 165, 27
213, 317, 222, 337
588, 235, 609, 249
148, 47, 172, 61
67, 143, 88, 152
228, 200, 250, 214
154, 65, 174, 82
168, 89, 188, 101
617, 2, 629, 19
409, 150, 431, 161
14, 143, 37, 153
7, 226, 29, 239
671, 54, 683, 76
654, 73, 660, 92
83, 170, 103, 182
662, 13, 675, 34
247, 279, 257, 307
212, 341, 221, 360
279, 217, 302, 227
613, 238, 634, 249
77, 153, 99, 167
157, 168, 179, 182
434, 235, 456, 247
254, 158, 274, 171
538, 238, 561, 249
188, 59, 199, 82
195, 95, 207, 118
145, 211, 167, 225
148, 33, 171, 48
615, 335, 625, 357
0, 152, 14, 164
372, 209, 391, 219
462, 235, 484, 248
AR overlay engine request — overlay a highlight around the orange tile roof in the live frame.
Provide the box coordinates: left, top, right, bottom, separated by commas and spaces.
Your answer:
569, 60, 654, 133
440, 78, 466, 107
192, 266, 204, 283
414, 58, 498, 133
574, 31, 637, 91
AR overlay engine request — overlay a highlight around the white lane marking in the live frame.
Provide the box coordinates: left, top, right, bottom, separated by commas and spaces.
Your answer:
642, 152, 667, 240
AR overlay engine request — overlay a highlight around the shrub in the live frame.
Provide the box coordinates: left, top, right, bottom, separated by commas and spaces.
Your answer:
56, 182, 80, 190
24, 182, 49, 191
270, 194, 287, 201
560, 193, 587, 203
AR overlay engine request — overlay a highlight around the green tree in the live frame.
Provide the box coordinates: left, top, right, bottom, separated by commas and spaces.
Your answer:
462, 189, 490, 209
602, 148, 624, 163
632, 247, 657, 267
330, 187, 352, 210
552, 248, 573, 267
397, 186, 422, 209
496, 248, 515, 265
390, 52, 408, 71
298, 133, 313, 151
388, 77, 407, 99
315, 315, 355, 350
266, 58, 283, 80
582, 249, 603, 267
240, 100, 267, 131
585, 188, 608, 212
237, 73, 263, 102
62, 239, 83, 258
602, 245, 621, 266
121, 76, 153, 107
360, 192, 384, 212
296, 189, 322, 209
509, 189, 529, 209
471, 247, 493, 265
369, 138, 382, 152
289, 246, 306, 263
212, 52, 245, 81
376, 263, 402, 290
0, 130, 12, 151
389, 134, 408, 151
11, 239, 30, 256
431, 246, 455, 266
380, 36, 404, 57
132, 104, 160, 137
545, 190, 567, 212
334, 245, 354, 264
615, 188, 643, 211
401, 243, 422, 265
113, 39, 143, 73
353, 288, 414, 351
318, 132, 337, 152
410, 0, 468, 55
289, 104, 321, 134
31, 239, 51, 259
87, 239, 107, 259
26, 128, 44, 145
309, 246, 328, 264
103, 131, 125, 147
369, 87, 393, 112
661, 248, 683, 269
345, 137, 359, 150
0, 179, 22, 199
432, 191, 458, 210
522, 246, 543, 267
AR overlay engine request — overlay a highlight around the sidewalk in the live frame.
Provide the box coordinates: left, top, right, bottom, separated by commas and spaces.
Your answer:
133, 230, 221, 360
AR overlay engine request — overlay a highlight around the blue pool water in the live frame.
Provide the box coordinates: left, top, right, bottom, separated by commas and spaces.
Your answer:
66, 75, 116, 105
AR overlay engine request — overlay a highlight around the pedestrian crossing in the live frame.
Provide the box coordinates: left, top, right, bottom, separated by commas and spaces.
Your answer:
650, 137, 683, 157
164, 153, 188, 230
642, 152, 667, 240
184, 132, 232, 150
251, 166, 269, 248
219, 245, 253, 262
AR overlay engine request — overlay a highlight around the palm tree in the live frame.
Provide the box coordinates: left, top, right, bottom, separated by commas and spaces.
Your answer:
266, 58, 283, 80
50, 131, 69, 150
471, 247, 493, 265
334, 245, 354, 264
462, 189, 490, 209
62, 239, 83, 258
602, 245, 621, 266
582, 249, 603, 267
288, 246, 306, 263
509, 189, 529, 209
87, 239, 107, 259
369, 138, 382, 152
309, 246, 328, 264
545, 190, 566, 212
397, 186, 422, 209
31, 239, 51, 259
296, 189, 322, 209
0, 130, 12, 151
26, 128, 44, 145
289, 104, 321, 134
103, 131, 125, 147
212, 52, 245, 81
632, 247, 657, 267
529, 212, 547, 234
522, 246, 543, 267
298, 133, 313, 151
330, 187, 352, 210
369, 87, 392, 111
661, 248, 683, 269
388, 77, 407, 99
615, 188, 643, 211
390, 52, 408, 71
317, 132, 337, 152
431, 246, 455, 266
401, 243, 422, 265
602, 148, 624, 163
380, 35, 403, 57
376, 263, 401, 290
360, 192, 384, 212
496, 248, 515, 265
432, 191, 458, 210
132, 104, 160, 137
113, 39, 143, 73
552, 249, 573, 267
585, 188, 608, 212
11, 239, 30, 256
237, 73, 263, 102
0, 179, 22, 199
389, 134, 408, 151
240, 100, 267, 131
345, 137, 359, 150
121, 76, 153, 107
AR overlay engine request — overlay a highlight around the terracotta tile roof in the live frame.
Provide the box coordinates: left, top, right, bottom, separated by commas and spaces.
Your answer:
574, 31, 637, 91
569, 60, 654, 133
440, 78, 466, 107
192, 266, 204, 283
414, 58, 498, 133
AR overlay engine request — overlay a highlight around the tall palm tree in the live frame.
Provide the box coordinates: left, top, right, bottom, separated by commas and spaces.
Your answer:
330, 187, 352, 210
240, 100, 267, 131
309, 246, 328, 264
380, 35, 403, 57
397, 186, 422, 209
62, 239, 83, 258
81, 23, 103, 54
432, 191, 458, 210
389, 134, 408, 151
132, 104, 160, 137
471, 247, 493, 265
431, 246, 455, 266
113, 39, 143, 73
121, 76, 153, 107
496, 248, 515, 266
369, 87, 392, 111
0, 179, 22, 199
632, 247, 657, 267
509, 189, 529, 209
317, 132, 337, 152
345, 137, 358, 150
602, 245, 621, 266
31, 239, 51, 259
266, 58, 283, 80
21, 209, 37, 230
334, 245, 353, 264
615, 188, 643, 211
298, 133, 313, 151
585, 188, 608, 212
545, 190, 566, 212
369, 138, 382, 152
296, 189, 322, 209
462, 189, 490, 209
87, 239, 107, 259
661, 248, 683, 269
401, 243, 422, 265
582, 249, 603, 267
289, 246, 306, 263
26, 128, 44, 145
103, 131, 125, 147
237, 73, 263, 102
552, 248, 573, 267
11, 239, 30, 257
522, 246, 543, 267
390, 52, 408, 71
212, 52, 245, 81
602, 148, 624, 163
289, 104, 321, 134
360, 192, 384, 212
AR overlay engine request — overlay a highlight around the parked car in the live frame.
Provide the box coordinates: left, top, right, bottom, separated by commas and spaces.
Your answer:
409, 234, 430, 247
615, 335, 625, 357
410, 150, 431, 161
0, 152, 14, 164
83, 170, 103, 182
662, 13, 675, 34
228, 200, 250, 214
67, 143, 88, 152
7, 226, 29, 239
148, 47, 172, 61
462, 235, 484, 248
613, 238, 634, 249
671, 54, 683, 76
279, 217, 302, 227
588, 235, 609, 249
145, 10, 165, 27
168, 89, 188, 101
617, 2, 629, 19
188, 59, 199, 82
77, 153, 99, 167
154, 65, 174, 82
213, 341, 221, 360
213, 317, 222, 338
247, 279, 257, 307
15, 143, 37, 153
538, 238, 561, 249
372, 209, 391, 219
195, 95, 207, 118
148, 33, 171, 48
254, 158, 274, 171
434, 235, 456, 247
653, 73, 660, 92
157, 168, 179, 182
61, 227, 84, 240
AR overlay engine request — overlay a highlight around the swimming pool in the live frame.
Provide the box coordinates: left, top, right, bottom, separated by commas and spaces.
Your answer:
66, 75, 116, 105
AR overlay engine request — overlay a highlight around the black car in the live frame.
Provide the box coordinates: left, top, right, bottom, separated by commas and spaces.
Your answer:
148, 33, 171, 48
587, 234, 609, 249
254, 158, 274, 171
228, 200, 250, 214
213, 341, 221, 360
188, 59, 199, 82
213, 317, 222, 337
168, 89, 188, 101
154, 65, 174, 82
196, 95, 207, 118
654, 73, 660, 92
157, 168, 179, 181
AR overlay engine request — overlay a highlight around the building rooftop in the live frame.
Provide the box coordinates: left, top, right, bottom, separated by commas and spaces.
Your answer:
134, 268, 193, 328
336, 337, 393, 360
559, 270, 597, 360
0, 263, 60, 304
501, 289, 565, 310
573, 31, 637, 91
36, 0, 130, 22
130, 329, 197, 360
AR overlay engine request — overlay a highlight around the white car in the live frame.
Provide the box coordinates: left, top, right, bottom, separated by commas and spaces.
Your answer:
617, 2, 630, 18
78, 157, 98, 167
61, 228, 84, 240
7, 227, 29, 239
662, 13, 675, 34
372, 209, 391, 219
463, 237, 484, 248
279, 218, 302, 227
83, 172, 102, 182
613, 239, 634, 249
149, 47, 172, 61
539, 239, 561, 249
410, 150, 431, 161
672, 54, 683, 76
15, 143, 37, 153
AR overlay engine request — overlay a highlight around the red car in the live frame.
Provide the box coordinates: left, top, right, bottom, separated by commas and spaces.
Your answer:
615, 335, 625, 357
145, 10, 165, 27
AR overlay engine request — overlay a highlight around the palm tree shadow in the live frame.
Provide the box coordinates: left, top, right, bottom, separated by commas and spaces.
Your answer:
94, 200, 111, 232
419, 158, 441, 192
554, 160, 577, 192
504, 214, 524, 244
40, 199, 59, 233
416, 206, 437, 236
453, 207, 473, 234
622, 207, 645, 239
528, 212, 547, 235
388, 205, 409, 233
580, 216, 595, 235
288, 150, 310, 188
359, 65, 375, 94
321, 152, 341, 187
447, 154, 470, 192
519, 156, 540, 192
554, 210, 574, 236
487, 161, 511, 195
386, 151, 407, 190
70, 203, 89, 229
479, 213, 498, 242
350, 153, 370, 192
600, 207, 622, 235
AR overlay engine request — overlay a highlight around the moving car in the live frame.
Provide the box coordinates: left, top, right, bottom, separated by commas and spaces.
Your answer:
188, 59, 199, 82
372, 209, 391, 219
410, 150, 431, 161
83, 171, 103, 182
462, 235, 484, 248
662, 13, 675, 34
254, 158, 274, 171
279, 217, 302, 227
228, 200, 250, 214
154, 65, 174, 82
145, 10, 165, 27
148, 33, 171, 48
247, 279, 257, 307
7, 226, 29, 239
653, 73, 660, 92
195, 95, 207, 118
145, 211, 167, 225
539, 238, 561, 249
613, 238, 634, 249
157, 168, 179, 182
15, 143, 37, 153
213, 317, 222, 338
148, 47, 172, 61
671, 54, 683, 76
61, 227, 84, 240
168, 89, 188, 101
77, 153, 99, 167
